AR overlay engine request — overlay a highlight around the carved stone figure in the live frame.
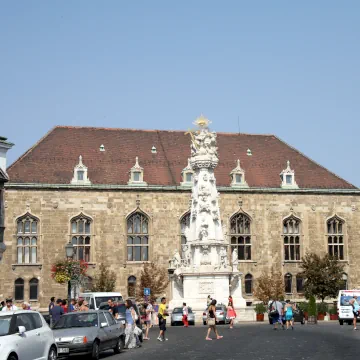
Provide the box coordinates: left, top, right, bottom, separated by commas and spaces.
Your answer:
170, 250, 182, 269
182, 244, 191, 267
232, 248, 239, 271
219, 246, 228, 268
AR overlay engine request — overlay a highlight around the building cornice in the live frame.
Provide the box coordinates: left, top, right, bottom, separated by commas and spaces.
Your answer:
5, 182, 360, 195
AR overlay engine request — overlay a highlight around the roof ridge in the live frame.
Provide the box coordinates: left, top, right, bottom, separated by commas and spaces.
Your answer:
273, 135, 358, 189
7, 126, 58, 171
53, 125, 274, 137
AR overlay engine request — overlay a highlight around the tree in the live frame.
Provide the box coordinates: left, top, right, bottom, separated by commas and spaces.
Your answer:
299, 252, 344, 302
253, 267, 284, 304
91, 263, 117, 292
136, 262, 169, 302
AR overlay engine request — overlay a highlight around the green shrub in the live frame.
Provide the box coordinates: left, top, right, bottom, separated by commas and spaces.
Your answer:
308, 295, 317, 316
255, 303, 267, 314
297, 302, 308, 312
317, 302, 328, 314
328, 306, 337, 315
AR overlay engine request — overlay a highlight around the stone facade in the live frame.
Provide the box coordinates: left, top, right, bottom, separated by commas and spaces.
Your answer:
1, 186, 359, 309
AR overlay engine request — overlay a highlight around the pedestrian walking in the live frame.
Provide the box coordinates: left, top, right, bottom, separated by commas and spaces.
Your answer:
205, 299, 223, 341
350, 295, 360, 330
144, 301, 153, 340
227, 301, 237, 329
228, 296, 233, 307
124, 299, 139, 349
1, 298, 18, 312
182, 302, 189, 327
269, 299, 284, 330
284, 300, 295, 330
48, 297, 55, 314
157, 297, 169, 342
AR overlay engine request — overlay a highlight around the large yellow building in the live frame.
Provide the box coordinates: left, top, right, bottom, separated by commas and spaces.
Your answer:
1, 126, 359, 308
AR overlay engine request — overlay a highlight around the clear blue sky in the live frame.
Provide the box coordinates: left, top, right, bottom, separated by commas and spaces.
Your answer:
1, 1, 359, 187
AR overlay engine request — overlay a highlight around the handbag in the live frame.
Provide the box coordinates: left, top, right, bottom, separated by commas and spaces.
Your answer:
133, 326, 142, 336
207, 318, 216, 326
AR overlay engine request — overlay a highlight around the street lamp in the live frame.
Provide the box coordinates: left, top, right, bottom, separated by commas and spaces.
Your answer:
65, 241, 74, 308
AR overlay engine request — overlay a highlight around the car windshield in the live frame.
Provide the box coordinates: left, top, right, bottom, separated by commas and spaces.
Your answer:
95, 296, 123, 308
216, 307, 224, 311
117, 303, 126, 313
173, 308, 182, 313
0, 316, 12, 336
53, 313, 98, 329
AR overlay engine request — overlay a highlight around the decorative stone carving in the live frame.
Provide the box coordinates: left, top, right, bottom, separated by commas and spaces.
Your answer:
169, 250, 182, 269
219, 246, 228, 269
182, 244, 191, 267
232, 248, 239, 271
280, 161, 298, 189
199, 281, 214, 294
71, 155, 91, 185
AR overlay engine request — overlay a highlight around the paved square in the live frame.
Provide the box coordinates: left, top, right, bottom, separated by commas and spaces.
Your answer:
100, 323, 360, 360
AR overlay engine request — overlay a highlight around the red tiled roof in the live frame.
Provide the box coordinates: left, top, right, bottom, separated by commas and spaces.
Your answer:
7, 126, 356, 189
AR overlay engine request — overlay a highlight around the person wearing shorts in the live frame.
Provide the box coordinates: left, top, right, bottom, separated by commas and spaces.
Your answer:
157, 297, 169, 341
270, 300, 284, 330
144, 301, 153, 340
284, 300, 295, 330
350, 296, 360, 330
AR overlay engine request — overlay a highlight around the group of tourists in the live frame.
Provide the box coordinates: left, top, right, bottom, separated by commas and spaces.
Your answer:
268, 299, 296, 330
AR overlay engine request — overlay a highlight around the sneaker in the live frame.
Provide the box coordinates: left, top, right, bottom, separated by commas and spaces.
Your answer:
354, 328, 358, 331
157, 337, 163, 341
164, 338, 169, 341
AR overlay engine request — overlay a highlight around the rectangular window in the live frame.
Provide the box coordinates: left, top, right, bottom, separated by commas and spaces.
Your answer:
231, 236, 251, 261
235, 174, 242, 183
186, 173, 193, 182
284, 236, 300, 261
327, 236, 344, 260
296, 277, 304, 293
77, 170, 84, 181
133, 172, 141, 182
286, 175, 292, 184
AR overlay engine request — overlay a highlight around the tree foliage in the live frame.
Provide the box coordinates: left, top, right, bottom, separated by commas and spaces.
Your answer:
136, 262, 169, 302
308, 295, 317, 316
299, 252, 344, 301
253, 267, 284, 303
91, 263, 117, 292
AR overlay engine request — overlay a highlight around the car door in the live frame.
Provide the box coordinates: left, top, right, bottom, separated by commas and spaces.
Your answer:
29, 313, 52, 359
98, 312, 111, 350
14, 313, 43, 360
104, 312, 120, 346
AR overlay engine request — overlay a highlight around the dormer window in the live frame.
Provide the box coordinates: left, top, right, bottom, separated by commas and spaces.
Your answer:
71, 155, 91, 185
280, 160, 298, 189
230, 159, 248, 188
128, 157, 147, 186
181, 158, 194, 186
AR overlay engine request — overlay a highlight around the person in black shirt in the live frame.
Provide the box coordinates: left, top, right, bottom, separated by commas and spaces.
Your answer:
108, 299, 119, 319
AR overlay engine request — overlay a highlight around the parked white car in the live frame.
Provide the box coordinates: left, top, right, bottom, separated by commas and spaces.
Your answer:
0, 310, 57, 360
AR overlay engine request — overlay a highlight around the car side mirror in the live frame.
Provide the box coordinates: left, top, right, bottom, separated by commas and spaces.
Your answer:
100, 322, 108, 328
17, 326, 26, 335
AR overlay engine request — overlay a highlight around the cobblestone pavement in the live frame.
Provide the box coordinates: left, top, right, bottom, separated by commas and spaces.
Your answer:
99, 322, 360, 360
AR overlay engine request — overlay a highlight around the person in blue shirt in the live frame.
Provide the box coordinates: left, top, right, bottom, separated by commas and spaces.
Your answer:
350, 296, 360, 330
50, 299, 64, 326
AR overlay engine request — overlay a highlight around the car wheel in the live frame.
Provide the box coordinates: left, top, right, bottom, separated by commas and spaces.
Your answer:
92, 341, 100, 360
114, 337, 123, 354
7, 354, 17, 360
339, 320, 344, 325
48, 346, 57, 360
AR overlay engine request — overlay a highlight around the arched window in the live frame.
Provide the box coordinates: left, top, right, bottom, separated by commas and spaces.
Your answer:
15, 278, 24, 301
16, 214, 38, 264
127, 212, 149, 262
327, 216, 344, 260
245, 274, 253, 295
284, 273, 292, 294
296, 275, 304, 293
180, 213, 190, 245
128, 276, 136, 297
29, 278, 39, 300
71, 214, 92, 262
283, 216, 301, 261
230, 213, 251, 260
341, 273, 348, 290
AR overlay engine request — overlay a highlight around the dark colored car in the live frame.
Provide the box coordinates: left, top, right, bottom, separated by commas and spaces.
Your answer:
53, 310, 125, 359
99, 302, 143, 342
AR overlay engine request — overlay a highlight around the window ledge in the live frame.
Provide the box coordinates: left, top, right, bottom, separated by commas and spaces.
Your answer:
126, 261, 151, 265
238, 260, 257, 263
283, 261, 302, 264
12, 263, 42, 270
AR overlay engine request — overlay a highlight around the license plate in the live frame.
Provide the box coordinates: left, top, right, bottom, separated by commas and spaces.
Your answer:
59, 348, 69, 354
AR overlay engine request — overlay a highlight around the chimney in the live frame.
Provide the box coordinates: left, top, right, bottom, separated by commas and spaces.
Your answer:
0, 136, 14, 174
